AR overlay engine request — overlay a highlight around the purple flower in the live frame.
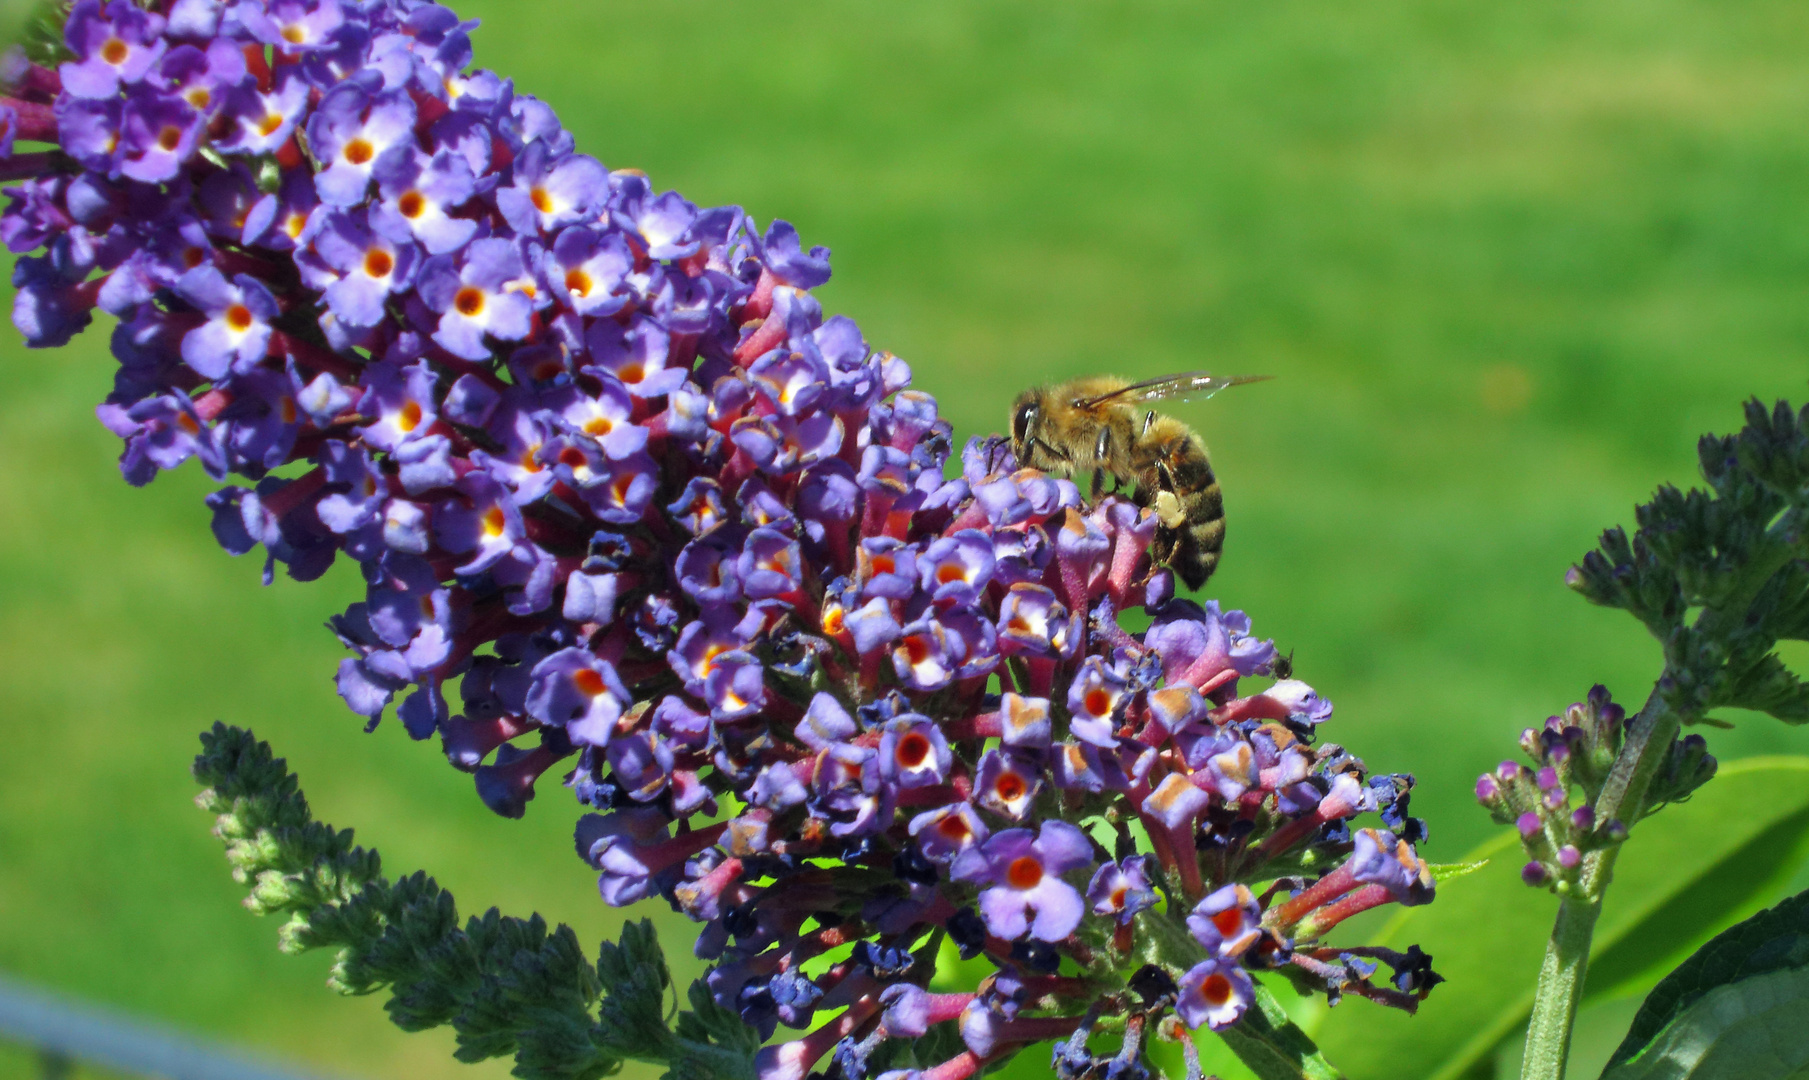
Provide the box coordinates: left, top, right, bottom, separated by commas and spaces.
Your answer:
1066, 655, 1127, 747
1142, 773, 1211, 833
101, 388, 224, 482
118, 88, 202, 183
918, 530, 994, 605
998, 583, 1070, 658
215, 70, 310, 155
417, 237, 534, 359
891, 616, 963, 692
738, 528, 802, 600
574, 809, 672, 906
356, 359, 438, 452
1147, 684, 1207, 733
525, 647, 629, 747
371, 148, 480, 255
55, 97, 124, 175
314, 209, 418, 328
496, 143, 609, 236
1176, 957, 1253, 1031
1350, 827, 1436, 907
1187, 883, 1263, 959
999, 693, 1052, 750
545, 377, 647, 460
748, 349, 828, 416
753, 219, 831, 289
544, 226, 631, 316
950, 821, 1093, 942
155, 40, 247, 118
1086, 856, 1156, 924
908, 802, 988, 864
877, 714, 951, 789
612, 175, 701, 260
579, 452, 657, 524
795, 692, 856, 749
434, 471, 524, 575
61, 0, 168, 100
974, 749, 1041, 821
1264, 678, 1334, 726
307, 82, 417, 206
238, 0, 345, 52
12, 254, 96, 348
813, 743, 892, 837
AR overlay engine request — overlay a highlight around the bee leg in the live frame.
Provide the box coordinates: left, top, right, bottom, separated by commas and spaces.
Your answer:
1143, 410, 1157, 435
1153, 463, 1187, 528
1090, 468, 1106, 499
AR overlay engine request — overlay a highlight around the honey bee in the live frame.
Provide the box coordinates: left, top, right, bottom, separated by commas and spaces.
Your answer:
1008, 371, 1268, 590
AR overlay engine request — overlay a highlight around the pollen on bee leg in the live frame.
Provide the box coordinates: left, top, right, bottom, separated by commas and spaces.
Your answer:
1154, 490, 1186, 527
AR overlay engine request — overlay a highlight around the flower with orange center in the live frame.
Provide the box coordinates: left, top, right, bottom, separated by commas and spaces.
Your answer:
1086, 855, 1157, 925
950, 821, 1094, 942
878, 715, 951, 789
908, 801, 990, 864
975, 749, 1041, 821
1176, 957, 1254, 1032
1067, 654, 1129, 747
1186, 883, 1263, 960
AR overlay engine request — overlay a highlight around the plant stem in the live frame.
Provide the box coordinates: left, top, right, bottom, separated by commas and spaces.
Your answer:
1521, 517, 1800, 1079
1521, 683, 1662, 1080
1518, 870, 1605, 1080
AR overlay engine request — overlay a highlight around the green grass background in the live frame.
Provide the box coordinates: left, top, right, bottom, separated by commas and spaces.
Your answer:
5, 0, 1809, 1077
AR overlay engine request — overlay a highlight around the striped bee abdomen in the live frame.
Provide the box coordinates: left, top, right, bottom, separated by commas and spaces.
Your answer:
1144, 432, 1223, 591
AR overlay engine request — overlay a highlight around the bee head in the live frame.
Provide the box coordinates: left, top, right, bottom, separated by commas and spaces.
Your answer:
1010, 393, 1040, 455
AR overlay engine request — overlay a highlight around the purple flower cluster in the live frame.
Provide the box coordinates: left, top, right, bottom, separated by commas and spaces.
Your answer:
1478, 685, 1712, 892
1, 3, 1443, 1076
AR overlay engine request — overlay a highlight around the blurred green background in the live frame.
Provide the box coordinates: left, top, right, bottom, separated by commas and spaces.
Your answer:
4, 0, 1809, 1077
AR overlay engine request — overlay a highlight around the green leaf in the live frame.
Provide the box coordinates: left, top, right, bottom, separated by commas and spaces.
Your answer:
1596, 968, 1809, 1080
1310, 757, 1809, 1080
594, 918, 674, 1061
1427, 860, 1490, 883
1215, 981, 1341, 1080
1602, 888, 1809, 1076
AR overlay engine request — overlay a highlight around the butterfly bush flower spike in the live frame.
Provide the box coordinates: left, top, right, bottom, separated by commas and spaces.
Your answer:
0, 1, 1446, 1075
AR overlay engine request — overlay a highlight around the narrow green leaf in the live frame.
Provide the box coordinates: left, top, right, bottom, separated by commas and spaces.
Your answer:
1427, 860, 1490, 883
1215, 981, 1342, 1080
1311, 756, 1809, 1080
1603, 888, 1809, 1075
1598, 968, 1809, 1080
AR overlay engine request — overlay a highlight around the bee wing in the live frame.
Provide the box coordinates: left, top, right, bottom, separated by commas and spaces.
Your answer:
1077, 372, 1271, 408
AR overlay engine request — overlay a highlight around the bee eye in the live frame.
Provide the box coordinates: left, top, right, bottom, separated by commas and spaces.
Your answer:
1012, 403, 1038, 445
